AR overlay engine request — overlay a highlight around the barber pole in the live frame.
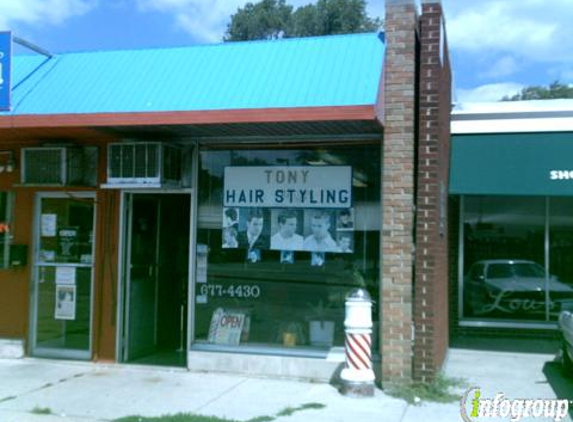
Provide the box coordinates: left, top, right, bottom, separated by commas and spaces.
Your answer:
345, 332, 372, 371
340, 288, 375, 397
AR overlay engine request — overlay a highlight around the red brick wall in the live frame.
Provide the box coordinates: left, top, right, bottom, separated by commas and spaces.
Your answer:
381, 0, 419, 386
413, 0, 452, 382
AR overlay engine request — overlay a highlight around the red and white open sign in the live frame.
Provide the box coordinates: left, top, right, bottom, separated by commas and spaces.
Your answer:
208, 309, 246, 346
219, 314, 243, 329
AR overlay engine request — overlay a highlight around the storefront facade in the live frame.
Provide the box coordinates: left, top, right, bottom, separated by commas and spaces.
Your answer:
450, 101, 573, 333
0, 0, 452, 386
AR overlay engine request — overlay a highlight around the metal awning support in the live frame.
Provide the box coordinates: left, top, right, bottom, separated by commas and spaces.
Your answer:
13, 36, 52, 58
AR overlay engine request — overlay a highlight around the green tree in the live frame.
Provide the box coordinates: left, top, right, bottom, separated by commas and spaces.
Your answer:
224, 0, 293, 42
299, 0, 382, 37
502, 81, 573, 101
225, 0, 382, 42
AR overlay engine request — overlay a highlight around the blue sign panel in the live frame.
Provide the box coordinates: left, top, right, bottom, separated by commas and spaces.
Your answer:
0, 32, 11, 111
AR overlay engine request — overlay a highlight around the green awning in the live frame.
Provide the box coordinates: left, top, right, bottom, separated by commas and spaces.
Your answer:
450, 132, 573, 196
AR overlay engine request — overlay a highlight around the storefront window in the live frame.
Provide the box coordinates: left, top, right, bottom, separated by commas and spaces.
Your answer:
549, 198, 573, 321
462, 196, 546, 321
462, 196, 573, 324
194, 144, 380, 352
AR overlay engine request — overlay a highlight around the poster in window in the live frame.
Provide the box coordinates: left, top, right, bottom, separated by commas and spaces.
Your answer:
55, 284, 76, 320
311, 252, 325, 267
336, 209, 354, 229
222, 207, 239, 249
58, 228, 78, 260
270, 209, 304, 251
196, 244, 208, 284
236, 208, 270, 251
41, 214, 57, 237
336, 232, 353, 253
55, 266, 76, 285
302, 210, 338, 252
280, 250, 294, 264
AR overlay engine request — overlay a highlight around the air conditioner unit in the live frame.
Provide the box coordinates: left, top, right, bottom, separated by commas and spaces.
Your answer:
21, 147, 98, 186
106, 142, 182, 187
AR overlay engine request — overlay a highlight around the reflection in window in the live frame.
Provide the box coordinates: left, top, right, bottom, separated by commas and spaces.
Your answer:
462, 196, 573, 323
549, 198, 573, 321
462, 196, 546, 321
0, 192, 13, 269
195, 144, 381, 351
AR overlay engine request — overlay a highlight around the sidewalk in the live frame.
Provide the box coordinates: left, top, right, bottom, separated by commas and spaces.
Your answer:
0, 346, 571, 422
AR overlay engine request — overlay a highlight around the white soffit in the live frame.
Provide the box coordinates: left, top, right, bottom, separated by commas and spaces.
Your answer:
452, 99, 573, 134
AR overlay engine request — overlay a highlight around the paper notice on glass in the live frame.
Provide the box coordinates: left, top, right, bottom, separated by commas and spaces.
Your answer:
196, 244, 208, 283
55, 285, 76, 320
56, 266, 76, 285
41, 214, 57, 237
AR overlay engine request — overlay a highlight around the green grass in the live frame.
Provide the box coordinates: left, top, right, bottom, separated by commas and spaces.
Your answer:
113, 402, 327, 422
31, 406, 53, 415
245, 417, 275, 422
275, 403, 326, 417
0, 396, 16, 403
386, 374, 467, 405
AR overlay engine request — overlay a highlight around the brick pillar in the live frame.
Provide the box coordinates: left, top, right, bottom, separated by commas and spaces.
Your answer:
381, 0, 418, 386
413, 0, 452, 382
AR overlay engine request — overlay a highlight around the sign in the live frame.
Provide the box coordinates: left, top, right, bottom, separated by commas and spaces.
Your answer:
223, 166, 352, 209
0, 32, 11, 111
207, 308, 247, 345
55, 285, 76, 320
55, 266, 76, 285
41, 214, 57, 237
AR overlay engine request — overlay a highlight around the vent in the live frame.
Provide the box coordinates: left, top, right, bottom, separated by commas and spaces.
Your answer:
106, 142, 182, 187
21, 147, 98, 186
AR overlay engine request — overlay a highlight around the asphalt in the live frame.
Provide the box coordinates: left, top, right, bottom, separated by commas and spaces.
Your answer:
0, 343, 572, 422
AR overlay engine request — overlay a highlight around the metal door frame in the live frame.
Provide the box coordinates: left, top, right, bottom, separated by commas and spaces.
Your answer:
116, 189, 194, 364
29, 191, 97, 360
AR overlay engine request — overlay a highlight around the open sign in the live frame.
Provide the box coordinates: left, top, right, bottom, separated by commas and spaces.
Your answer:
208, 309, 247, 346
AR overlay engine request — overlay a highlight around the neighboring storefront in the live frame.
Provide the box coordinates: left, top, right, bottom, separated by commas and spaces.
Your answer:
450, 100, 573, 331
0, 0, 452, 386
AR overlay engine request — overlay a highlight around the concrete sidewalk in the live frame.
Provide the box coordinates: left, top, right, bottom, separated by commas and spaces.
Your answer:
0, 347, 571, 422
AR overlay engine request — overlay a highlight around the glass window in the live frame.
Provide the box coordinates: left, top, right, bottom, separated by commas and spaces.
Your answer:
33, 196, 95, 357
0, 192, 13, 269
462, 196, 546, 322
548, 198, 573, 321
194, 144, 381, 352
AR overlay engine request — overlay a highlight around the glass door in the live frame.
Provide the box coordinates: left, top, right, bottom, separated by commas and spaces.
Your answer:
30, 193, 96, 360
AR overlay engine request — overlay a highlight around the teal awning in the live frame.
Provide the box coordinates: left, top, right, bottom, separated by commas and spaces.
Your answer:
2, 32, 384, 116
450, 132, 573, 196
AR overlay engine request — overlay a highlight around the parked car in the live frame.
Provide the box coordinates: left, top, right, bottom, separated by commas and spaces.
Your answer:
558, 311, 573, 375
464, 260, 573, 318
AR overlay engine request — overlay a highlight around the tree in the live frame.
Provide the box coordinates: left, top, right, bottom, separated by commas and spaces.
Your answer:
502, 81, 573, 101
225, 0, 382, 42
224, 0, 293, 42
299, 0, 382, 37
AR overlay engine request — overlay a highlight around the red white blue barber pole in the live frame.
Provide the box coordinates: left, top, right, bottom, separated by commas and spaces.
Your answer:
340, 288, 375, 397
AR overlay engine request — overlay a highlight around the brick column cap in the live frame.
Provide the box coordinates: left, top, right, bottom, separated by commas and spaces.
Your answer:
421, 0, 442, 4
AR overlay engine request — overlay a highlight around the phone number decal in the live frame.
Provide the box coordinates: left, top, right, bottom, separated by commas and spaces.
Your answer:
199, 284, 261, 299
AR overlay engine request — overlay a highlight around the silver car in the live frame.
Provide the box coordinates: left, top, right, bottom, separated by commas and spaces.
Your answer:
464, 260, 573, 318
559, 311, 573, 374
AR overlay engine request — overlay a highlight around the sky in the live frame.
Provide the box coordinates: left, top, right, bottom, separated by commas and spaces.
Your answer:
0, 0, 572, 104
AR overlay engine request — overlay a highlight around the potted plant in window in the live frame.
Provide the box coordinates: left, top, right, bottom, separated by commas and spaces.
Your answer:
307, 300, 336, 347
278, 321, 305, 347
